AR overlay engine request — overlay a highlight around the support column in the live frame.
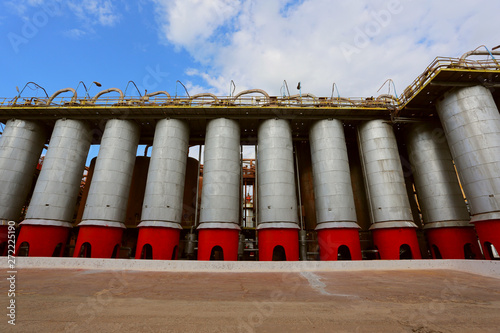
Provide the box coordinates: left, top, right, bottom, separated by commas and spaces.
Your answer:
436, 85, 500, 259
407, 122, 481, 259
310, 119, 361, 260
257, 119, 299, 261
0, 120, 46, 255
358, 120, 420, 259
135, 119, 189, 260
73, 119, 140, 258
197, 118, 241, 261
16, 119, 91, 257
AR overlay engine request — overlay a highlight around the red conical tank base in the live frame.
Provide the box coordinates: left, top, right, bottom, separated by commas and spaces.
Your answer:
426, 227, 482, 259
73, 226, 123, 258
317, 228, 362, 260
135, 227, 181, 260
473, 219, 500, 260
197, 229, 239, 261
372, 227, 421, 260
15, 225, 70, 257
258, 228, 299, 261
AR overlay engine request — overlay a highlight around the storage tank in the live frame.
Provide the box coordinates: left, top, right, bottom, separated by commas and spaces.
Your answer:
16, 119, 91, 257
136, 119, 189, 260
257, 119, 299, 261
310, 119, 361, 260
0, 119, 46, 253
358, 119, 420, 259
198, 118, 241, 260
436, 85, 500, 259
73, 119, 140, 258
406, 122, 482, 259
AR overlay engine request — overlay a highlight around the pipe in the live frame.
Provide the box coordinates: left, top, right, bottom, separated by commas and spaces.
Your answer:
141, 91, 171, 102
46, 88, 78, 105
459, 47, 500, 65
90, 88, 124, 104
190, 93, 219, 105
233, 89, 270, 101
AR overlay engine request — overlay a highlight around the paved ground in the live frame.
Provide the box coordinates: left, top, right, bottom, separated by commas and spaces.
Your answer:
2, 268, 499, 332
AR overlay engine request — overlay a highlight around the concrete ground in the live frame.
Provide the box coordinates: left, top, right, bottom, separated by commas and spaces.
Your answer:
1, 262, 499, 333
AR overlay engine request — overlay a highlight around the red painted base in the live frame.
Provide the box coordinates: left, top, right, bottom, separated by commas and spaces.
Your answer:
317, 228, 362, 260
73, 226, 123, 258
15, 225, 70, 257
258, 228, 299, 261
372, 227, 421, 260
197, 229, 239, 261
474, 219, 500, 260
135, 227, 181, 260
426, 227, 482, 259
0, 225, 8, 256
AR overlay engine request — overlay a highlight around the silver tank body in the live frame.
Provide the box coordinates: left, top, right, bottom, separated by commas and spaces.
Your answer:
198, 118, 241, 230
357, 119, 416, 229
406, 122, 470, 229
436, 85, 500, 222
309, 119, 358, 230
139, 119, 189, 229
22, 119, 91, 227
0, 119, 46, 224
257, 119, 299, 229
79, 119, 140, 228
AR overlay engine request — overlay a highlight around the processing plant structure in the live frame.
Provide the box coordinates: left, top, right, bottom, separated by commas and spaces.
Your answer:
1, 46, 500, 262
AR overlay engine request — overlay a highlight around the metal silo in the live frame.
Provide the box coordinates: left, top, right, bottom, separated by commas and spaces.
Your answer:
436, 85, 500, 259
198, 118, 241, 260
0, 119, 46, 253
407, 122, 481, 259
16, 119, 91, 257
136, 118, 189, 260
310, 119, 361, 260
257, 119, 299, 261
73, 119, 140, 258
358, 119, 420, 259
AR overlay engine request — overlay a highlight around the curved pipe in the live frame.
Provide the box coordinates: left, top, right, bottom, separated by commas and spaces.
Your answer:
91, 88, 124, 104
46, 88, 77, 105
233, 89, 270, 101
459, 46, 500, 64
287, 93, 317, 100
330, 97, 356, 105
376, 94, 399, 102
141, 91, 172, 102
190, 93, 219, 104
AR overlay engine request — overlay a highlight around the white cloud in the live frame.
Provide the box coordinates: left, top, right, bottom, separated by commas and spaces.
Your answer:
67, 0, 120, 27
63, 28, 87, 39
153, 0, 500, 97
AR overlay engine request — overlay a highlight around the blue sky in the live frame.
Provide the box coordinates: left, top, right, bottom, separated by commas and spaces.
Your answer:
1, 0, 499, 162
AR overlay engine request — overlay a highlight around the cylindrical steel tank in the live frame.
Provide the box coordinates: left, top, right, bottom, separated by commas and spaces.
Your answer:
17, 119, 91, 256
136, 119, 189, 260
436, 85, 500, 259
407, 122, 482, 259
257, 119, 299, 261
0, 119, 46, 223
74, 119, 140, 258
198, 118, 241, 260
309, 119, 361, 260
358, 119, 420, 259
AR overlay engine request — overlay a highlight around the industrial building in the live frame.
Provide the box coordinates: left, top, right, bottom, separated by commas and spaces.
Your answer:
1, 46, 500, 262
